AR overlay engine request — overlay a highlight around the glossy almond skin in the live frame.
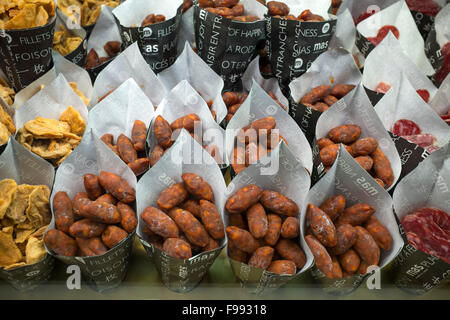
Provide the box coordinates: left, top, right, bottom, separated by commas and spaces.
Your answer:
170, 114, 201, 133
225, 185, 262, 214
264, 213, 282, 246
200, 200, 225, 240
248, 246, 274, 270
83, 174, 103, 200
149, 145, 164, 167
95, 193, 117, 205
320, 144, 339, 167
215, 0, 239, 8
53, 191, 74, 233
117, 134, 137, 164
76, 237, 107, 256
259, 190, 299, 217
141, 207, 179, 239
353, 226, 380, 266
305, 235, 333, 278
275, 239, 306, 269
249, 117, 276, 133
339, 249, 361, 274
350, 138, 378, 156
44, 229, 77, 257
331, 255, 343, 279
330, 84, 355, 98
180, 199, 202, 218
98, 171, 135, 203
69, 219, 106, 239
168, 208, 210, 247
142, 225, 163, 250
281, 217, 300, 239
246, 203, 268, 239
323, 95, 338, 106
163, 238, 192, 260
203, 236, 219, 252
182, 173, 214, 202
102, 225, 128, 249
154, 115, 173, 148
357, 261, 370, 275
320, 195, 346, 221
100, 133, 114, 145
371, 148, 394, 188
131, 120, 147, 152
306, 204, 337, 247
228, 213, 247, 230
226, 226, 259, 254
222, 91, 240, 106
72, 192, 90, 217
117, 202, 138, 233
128, 158, 150, 176
329, 224, 357, 256
336, 203, 375, 226
157, 183, 188, 210
267, 260, 296, 275
328, 124, 361, 144
364, 216, 392, 251
300, 85, 331, 105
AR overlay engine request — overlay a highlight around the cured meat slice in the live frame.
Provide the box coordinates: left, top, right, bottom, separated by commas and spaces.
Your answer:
392, 119, 422, 136
367, 25, 399, 46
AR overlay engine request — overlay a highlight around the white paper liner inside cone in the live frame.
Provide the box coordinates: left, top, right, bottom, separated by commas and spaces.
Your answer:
14, 74, 88, 131
430, 73, 450, 116
302, 145, 403, 278
434, 4, 450, 47
374, 73, 450, 148
241, 56, 289, 110
158, 42, 227, 124
393, 143, 450, 219
87, 78, 155, 142
226, 81, 313, 173
113, 0, 182, 27
315, 84, 402, 191
87, 5, 122, 58
225, 141, 313, 274
363, 33, 438, 96
90, 42, 166, 109
277, 0, 332, 19
177, 6, 195, 53
337, 0, 398, 18
289, 48, 361, 103
356, 0, 435, 76
149, 80, 227, 165
328, 9, 356, 53
13, 51, 92, 109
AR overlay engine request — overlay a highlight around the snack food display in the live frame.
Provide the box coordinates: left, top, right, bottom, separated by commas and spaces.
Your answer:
140, 173, 224, 259
0, 79, 15, 106
57, 0, 120, 26
141, 14, 166, 26
305, 195, 393, 279
0, 0, 56, 29
0, 179, 50, 270
53, 25, 83, 56
318, 124, 394, 188
85, 41, 121, 70
299, 84, 355, 112
401, 207, 449, 264
267, 1, 324, 21
16, 106, 86, 166
44, 171, 137, 257
230, 116, 287, 174
100, 120, 150, 175
225, 185, 306, 275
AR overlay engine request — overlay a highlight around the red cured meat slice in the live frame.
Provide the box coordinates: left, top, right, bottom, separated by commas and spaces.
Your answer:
375, 82, 391, 94
354, 10, 377, 25
402, 133, 437, 148
406, 0, 441, 16
416, 89, 430, 103
402, 208, 450, 264
367, 25, 399, 46
392, 119, 422, 136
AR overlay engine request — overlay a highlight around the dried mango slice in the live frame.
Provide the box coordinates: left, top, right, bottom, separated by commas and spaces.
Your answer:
0, 227, 23, 268
0, 105, 16, 134
53, 25, 83, 56
25, 185, 51, 229
5, 184, 37, 224
0, 122, 9, 145
69, 82, 90, 105
25, 236, 46, 264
